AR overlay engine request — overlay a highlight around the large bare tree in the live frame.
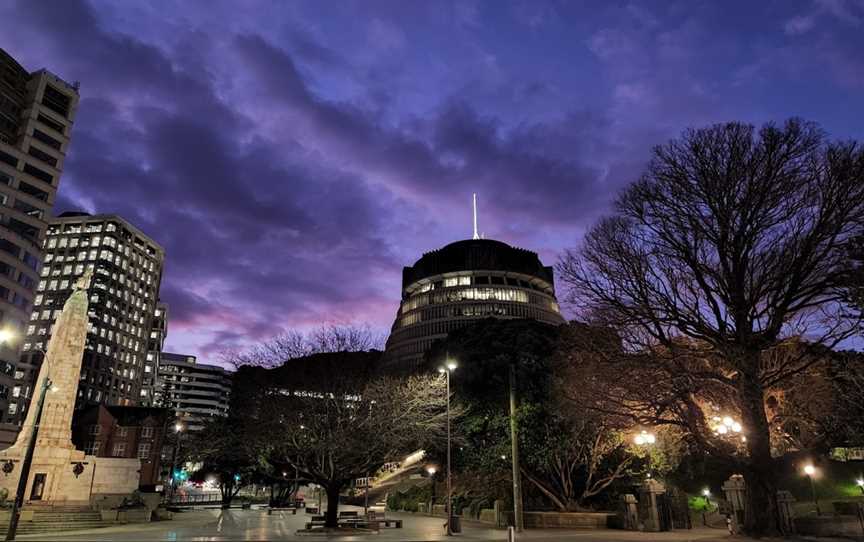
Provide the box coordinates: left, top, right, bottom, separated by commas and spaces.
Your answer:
558, 119, 864, 535
223, 323, 384, 368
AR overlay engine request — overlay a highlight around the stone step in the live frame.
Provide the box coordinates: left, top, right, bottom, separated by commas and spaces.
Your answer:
0, 522, 111, 533
22, 517, 105, 523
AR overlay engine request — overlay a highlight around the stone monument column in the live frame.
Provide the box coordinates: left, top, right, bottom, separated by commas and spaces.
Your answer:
10, 270, 91, 452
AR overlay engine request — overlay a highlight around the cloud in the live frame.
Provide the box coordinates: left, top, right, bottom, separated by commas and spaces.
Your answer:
785, 15, 817, 35
0, 0, 860, 363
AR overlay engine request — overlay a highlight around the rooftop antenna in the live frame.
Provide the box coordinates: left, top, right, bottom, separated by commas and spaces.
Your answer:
472, 193, 480, 240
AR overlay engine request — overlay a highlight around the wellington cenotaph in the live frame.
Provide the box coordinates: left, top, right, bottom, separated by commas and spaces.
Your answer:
0, 271, 140, 504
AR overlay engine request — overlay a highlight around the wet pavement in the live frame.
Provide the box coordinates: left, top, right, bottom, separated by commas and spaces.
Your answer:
16, 506, 747, 541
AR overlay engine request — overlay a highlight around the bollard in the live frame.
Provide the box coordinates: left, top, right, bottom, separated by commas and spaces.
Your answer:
508, 525, 516, 541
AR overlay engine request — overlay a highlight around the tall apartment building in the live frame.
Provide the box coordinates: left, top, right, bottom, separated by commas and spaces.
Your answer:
140, 302, 168, 406
12, 212, 165, 420
0, 49, 79, 423
154, 353, 231, 431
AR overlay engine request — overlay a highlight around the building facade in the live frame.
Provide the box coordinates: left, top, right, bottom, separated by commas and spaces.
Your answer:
140, 302, 168, 407
380, 238, 566, 373
0, 48, 79, 423
12, 212, 165, 419
154, 353, 231, 431
71, 404, 171, 490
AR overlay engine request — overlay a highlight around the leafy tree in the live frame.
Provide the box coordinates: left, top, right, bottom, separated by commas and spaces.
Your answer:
185, 416, 261, 508
429, 319, 638, 511
253, 373, 449, 528
558, 119, 864, 535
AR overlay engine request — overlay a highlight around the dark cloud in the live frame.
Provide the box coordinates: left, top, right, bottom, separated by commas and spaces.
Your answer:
0, 0, 861, 361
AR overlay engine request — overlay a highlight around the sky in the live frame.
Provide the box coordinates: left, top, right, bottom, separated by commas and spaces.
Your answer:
1, 0, 863, 363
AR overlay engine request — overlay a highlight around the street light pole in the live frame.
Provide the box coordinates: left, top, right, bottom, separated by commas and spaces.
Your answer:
508, 364, 524, 533
168, 422, 184, 502
6, 377, 51, 542
445, 366, 452, 535
804, 465, 820, 515
439, 360, 456, 535
427, 466, 437, 515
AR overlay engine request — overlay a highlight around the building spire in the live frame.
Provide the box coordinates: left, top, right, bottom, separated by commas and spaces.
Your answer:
472, 193, 480, 240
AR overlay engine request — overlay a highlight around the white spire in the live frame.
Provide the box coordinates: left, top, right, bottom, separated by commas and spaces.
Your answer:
472, 193, 480, 240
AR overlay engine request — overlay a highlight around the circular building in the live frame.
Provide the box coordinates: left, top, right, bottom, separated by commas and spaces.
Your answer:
380, 238, 565, 373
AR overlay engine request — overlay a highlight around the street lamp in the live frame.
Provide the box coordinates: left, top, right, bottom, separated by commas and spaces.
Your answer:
803, 464, 820, 515
856, 478, 864, 496
711, 416, 743, 436
427, 466, 437, 514
633, 430, 655, 479
5, 335, 60, 542
438, 360, 456, 535
701, 488, 711, 526
168, 422, 185, 502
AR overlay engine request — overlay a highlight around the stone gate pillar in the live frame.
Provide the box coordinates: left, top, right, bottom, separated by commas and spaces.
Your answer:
776, 490, 796, 535
638, 479, 666, 531
620, 494, 638, 530
722, 474, 746, 533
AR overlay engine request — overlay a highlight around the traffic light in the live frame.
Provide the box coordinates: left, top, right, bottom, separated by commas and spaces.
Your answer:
173, 469, 189, 482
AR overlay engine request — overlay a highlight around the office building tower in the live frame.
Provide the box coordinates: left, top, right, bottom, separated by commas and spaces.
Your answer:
0, 48, 79, 425
140, 302, 167, 406
154, 353, 231, 431
13, 212, 165, 419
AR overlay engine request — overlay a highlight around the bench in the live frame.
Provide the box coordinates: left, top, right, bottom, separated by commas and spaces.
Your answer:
268, 507, 297, 515
304, 519, 379, 530
305, 516, 326, 529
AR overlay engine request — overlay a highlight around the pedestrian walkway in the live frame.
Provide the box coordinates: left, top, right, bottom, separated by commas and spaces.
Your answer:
13, 507, 814, 542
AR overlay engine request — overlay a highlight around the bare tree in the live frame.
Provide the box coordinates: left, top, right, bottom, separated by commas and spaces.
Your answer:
223, 323, 385, 368
255, 374, 450, 528
558, 119, 864, 535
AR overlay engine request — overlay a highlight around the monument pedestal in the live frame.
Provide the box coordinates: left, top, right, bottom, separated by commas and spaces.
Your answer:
0, 447, 140, 505
0, 271, 140, 506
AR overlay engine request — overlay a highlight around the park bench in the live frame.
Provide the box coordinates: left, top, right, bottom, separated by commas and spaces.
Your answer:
267, 506, 297, 515
304, 515, 326, 529
363, 510, 402, 528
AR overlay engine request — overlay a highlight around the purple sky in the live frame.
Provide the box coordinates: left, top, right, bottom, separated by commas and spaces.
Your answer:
2, 0, 863, 363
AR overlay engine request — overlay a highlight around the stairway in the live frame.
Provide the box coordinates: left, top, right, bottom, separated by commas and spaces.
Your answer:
0, 508, 114, 534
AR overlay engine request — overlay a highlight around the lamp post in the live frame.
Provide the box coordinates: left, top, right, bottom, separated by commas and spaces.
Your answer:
438, 360, 457, 535
508, 364, 524, 533
633, 430, 656, 478
701, 488, 711, 526
168, 422, 184, 502
803, 464, 820, 515
427, 466, 437, 515
5, 376, 51, 542
0, 328, 46, 542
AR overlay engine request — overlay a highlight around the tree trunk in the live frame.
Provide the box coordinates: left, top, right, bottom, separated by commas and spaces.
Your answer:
325, 484, 342, 528
221, 482, 233, 509
738, 363, 780, 536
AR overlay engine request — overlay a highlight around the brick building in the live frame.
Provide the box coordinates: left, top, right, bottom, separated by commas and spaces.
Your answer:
71, 404, 171, 490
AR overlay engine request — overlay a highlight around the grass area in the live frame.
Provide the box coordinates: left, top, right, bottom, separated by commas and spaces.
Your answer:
774, 453, 864, 515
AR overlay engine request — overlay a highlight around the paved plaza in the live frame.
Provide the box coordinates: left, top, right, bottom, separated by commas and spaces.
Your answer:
11, 506, 783, 542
